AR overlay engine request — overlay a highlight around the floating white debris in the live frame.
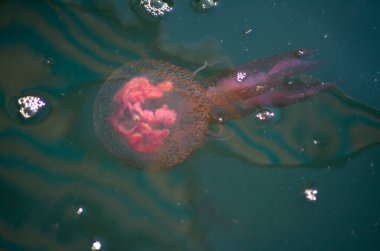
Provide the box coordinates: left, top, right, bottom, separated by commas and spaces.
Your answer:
91, 241, 102, 251
304, 188, 318, 202
76, 207, 84, 215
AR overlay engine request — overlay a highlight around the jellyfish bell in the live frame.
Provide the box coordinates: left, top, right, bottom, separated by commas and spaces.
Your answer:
93, 60, 209, 171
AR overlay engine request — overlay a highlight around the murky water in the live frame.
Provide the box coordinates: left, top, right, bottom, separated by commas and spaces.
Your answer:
1, 1, 379, 250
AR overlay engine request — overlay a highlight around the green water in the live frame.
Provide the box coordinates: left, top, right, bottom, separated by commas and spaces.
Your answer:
0, 1, 379, 250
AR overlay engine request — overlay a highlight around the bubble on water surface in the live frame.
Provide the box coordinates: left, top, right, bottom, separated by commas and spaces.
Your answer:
7, 92, 51, 124
192, 0, 218, 13
91, 240, 102, 251
17, 96, 46, 119
304, 188, 318, 202
254, 107, 281, 123
132, 0, 173, 22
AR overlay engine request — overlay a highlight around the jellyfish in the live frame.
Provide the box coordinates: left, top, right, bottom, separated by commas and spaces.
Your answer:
93, 49, 337, 171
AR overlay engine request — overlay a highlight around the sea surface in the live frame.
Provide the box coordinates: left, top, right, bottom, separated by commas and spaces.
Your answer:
1, 1, 380, 250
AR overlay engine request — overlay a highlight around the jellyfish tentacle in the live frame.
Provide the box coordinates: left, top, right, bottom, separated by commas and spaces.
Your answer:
192, 61, 209, 76
205, 49, 328, 122
244, 81, 332, 107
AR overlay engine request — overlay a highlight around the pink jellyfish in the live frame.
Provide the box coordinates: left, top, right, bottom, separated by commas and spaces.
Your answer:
93, 50, 330, 171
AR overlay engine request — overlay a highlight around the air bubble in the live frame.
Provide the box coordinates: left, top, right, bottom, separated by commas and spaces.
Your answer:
7, 92, 50, 124
91, 241, 102, 251
43, 56, 55, 65
295, 49, 305, 58
76, 207, 84, 215
17, 96, 46, 119
236, 71, 247, 82
254, 107, 280, 123
304, 188, 318, 202
132, 0, 173, 22
255, 109, 274, 121
243, 28, 252, 35
192, 0, 218, 13
322, 34, 329, 40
